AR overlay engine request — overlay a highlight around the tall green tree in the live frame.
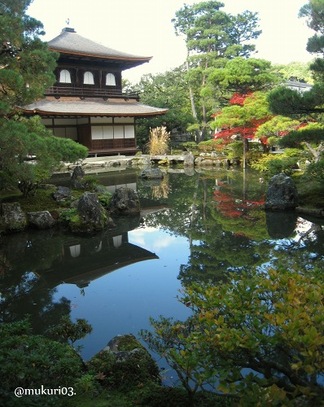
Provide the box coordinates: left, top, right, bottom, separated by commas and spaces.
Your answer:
0, 0, 57, 116
209, 57, 278, 98
0, 0, 87, 195
273, 61, 314, 84
133, 67, 194, 147
268, 0, 324, 116
267, 1, 324, 176
172, 1, 261, 139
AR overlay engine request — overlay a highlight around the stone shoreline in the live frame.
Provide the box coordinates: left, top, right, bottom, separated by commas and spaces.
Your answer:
59, 153, 233, 175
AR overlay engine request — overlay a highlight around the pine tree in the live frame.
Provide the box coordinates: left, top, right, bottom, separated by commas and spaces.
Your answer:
0, 0, 87, 195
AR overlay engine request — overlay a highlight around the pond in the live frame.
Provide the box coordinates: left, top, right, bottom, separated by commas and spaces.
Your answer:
1, 168, 323, 384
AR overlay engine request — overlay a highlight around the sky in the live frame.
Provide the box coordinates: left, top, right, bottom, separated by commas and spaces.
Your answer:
27, 0, 314, 83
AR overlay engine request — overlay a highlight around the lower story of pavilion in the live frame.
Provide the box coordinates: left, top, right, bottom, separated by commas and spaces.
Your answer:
22, 97, 168, 156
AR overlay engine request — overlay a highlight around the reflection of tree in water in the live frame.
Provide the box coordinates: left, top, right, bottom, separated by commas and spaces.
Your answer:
0, 231, 73, 335
140, 171, 324, 285
0, 269, 71, 336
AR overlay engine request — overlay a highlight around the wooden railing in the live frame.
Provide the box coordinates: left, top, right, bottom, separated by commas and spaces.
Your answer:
45, 86, 140, 100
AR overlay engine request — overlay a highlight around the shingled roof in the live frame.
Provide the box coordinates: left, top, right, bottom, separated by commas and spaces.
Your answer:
48, 27, 151, 68
22, 97, 168, 117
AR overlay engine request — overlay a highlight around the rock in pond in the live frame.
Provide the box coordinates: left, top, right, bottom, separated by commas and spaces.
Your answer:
109, 187, 140, 215
71, 165, 85, 189
53, 186, 71, 202
70, 192, 109, 234
183, 151, 195, 167
265, 173, 298, 211
27, 211, 56, 229
1, 202, 27, 232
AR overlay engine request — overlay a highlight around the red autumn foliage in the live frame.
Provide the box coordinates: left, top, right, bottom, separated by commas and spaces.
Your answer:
213, 93, 308, 145
214, 118, 269, 143
213, 92, 269, 144
213, 182, 265, 220
229, 92, 252, 106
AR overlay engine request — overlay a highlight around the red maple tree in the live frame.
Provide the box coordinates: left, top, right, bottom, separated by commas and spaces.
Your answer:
213, 93, 269, 147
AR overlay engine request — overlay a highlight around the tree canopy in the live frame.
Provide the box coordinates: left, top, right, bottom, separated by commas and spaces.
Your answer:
268, 0, 324, 116
0, 0, 87, 195
0, 0, 57, 117
171, 1, 262, 138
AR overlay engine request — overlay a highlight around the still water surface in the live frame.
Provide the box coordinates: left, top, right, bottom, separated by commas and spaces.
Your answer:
1, 168, 323, 382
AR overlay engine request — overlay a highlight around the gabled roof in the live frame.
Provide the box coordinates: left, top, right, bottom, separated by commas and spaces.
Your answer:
48, 27, 151, 68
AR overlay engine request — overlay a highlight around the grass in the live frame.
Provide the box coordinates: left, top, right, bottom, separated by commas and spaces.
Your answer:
0, 187, 58, 211
147, 127, 170, 155
0, 186, 85, 213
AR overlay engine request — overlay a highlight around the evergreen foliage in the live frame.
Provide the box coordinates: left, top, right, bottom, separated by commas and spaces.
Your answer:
0, 0, 88, 196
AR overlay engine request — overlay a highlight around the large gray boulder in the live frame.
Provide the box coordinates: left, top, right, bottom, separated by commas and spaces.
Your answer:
70, 192, 109, 234
71, 165, 85, 189
27, 211, 56, 229
109, 187, 140, 215
1, 203, 27, 232
52, 186, 71, 202
265, 174, 298, 211
183, 151, 195, 167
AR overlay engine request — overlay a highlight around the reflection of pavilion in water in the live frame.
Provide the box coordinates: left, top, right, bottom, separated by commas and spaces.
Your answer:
36, 171, 168, 289
52, 230, 158, 289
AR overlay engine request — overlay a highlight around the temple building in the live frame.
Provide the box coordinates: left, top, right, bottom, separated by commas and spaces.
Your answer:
22, 27, 167, 156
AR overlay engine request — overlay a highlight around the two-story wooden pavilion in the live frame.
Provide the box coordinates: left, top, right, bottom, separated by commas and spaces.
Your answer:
22, 27, 167, 156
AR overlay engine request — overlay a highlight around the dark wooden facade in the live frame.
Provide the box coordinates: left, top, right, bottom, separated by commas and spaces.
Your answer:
23, 28, 167, 156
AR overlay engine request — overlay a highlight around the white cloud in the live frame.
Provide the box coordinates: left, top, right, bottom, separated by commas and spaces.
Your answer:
129, 227, 177, 252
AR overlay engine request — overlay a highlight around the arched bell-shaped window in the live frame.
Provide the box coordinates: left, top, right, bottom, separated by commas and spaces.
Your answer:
106, 73, 116, 86
83, 71, 94, 85
59, 69, 71, 83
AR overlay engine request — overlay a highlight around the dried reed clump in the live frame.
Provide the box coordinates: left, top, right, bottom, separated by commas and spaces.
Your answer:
147, 126, 170, 155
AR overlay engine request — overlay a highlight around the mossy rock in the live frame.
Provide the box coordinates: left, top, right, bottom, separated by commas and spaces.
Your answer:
88, 334, 161, 390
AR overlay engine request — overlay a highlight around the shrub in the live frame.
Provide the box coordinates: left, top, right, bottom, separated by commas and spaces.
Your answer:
304, 159, 324, 182
182, 142, 198, 152
251, 149, 302, 176
142, 266, 324, 405
46, 315, 92, 346
0, 320, 85, 406
59, 208, 79, 225
80, 175, 98, 191
197, 139, 218, 153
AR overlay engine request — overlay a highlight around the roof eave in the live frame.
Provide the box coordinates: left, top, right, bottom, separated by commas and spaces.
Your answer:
49, 48, 152, 64
21, 108, 168, 118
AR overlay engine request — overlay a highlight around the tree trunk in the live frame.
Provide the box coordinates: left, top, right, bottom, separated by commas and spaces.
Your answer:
186, 59, 198, 121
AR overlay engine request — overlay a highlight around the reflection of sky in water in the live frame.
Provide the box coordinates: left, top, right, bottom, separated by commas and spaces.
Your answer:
53, 227, 191, 362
